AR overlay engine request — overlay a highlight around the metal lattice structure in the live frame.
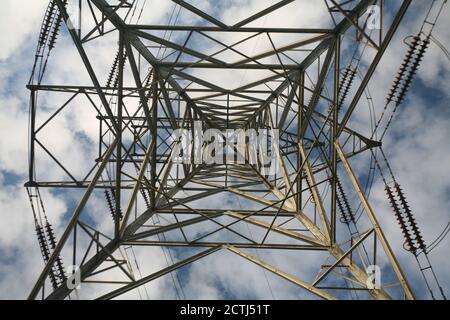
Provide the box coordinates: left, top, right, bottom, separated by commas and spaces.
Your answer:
25, 0, 447, 300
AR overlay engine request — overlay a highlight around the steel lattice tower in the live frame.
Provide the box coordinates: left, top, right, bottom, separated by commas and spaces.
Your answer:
26, 0, 436, 300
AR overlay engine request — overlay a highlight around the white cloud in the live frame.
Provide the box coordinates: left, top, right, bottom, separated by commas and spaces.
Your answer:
0, 0, 48, 60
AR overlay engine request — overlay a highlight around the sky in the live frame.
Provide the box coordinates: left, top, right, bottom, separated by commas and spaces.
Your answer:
0, 0, 449, 300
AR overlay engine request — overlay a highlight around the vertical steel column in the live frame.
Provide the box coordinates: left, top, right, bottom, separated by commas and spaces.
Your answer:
150, 72, 158, 210
78, 0, 82, 38
330, 36, 340, 244
115, 32, 124, 238
296, 72, 304, 211
29, 89, 36, 183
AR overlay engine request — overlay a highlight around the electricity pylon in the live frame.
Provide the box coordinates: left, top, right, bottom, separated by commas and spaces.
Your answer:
27, 0, 418, 300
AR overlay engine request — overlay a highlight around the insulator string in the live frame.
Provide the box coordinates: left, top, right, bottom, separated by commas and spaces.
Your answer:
372, 0, 447, 140
372, 149, 447, 300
